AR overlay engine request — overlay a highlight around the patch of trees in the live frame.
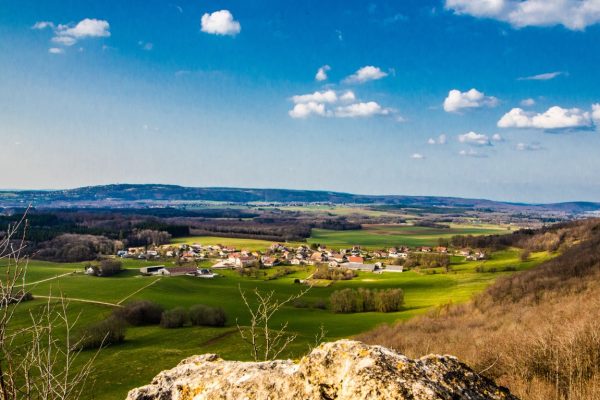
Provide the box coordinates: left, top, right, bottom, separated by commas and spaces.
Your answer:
35, 234, 118, 262
312, 266, 357, 281
76, 317, 126, 350
126, 229, 172, 247
85, 259, 123, 277
405, 253, 451, 270
160, 304, 227, 329
330, 288, 404, 313
413, 220, 450, 229
113, 300, 164, 325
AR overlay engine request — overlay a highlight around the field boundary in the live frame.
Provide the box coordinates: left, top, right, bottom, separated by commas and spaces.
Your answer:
117, 278, 162, 305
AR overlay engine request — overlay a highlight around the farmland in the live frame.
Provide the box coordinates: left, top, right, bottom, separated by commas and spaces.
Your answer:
5, 241, 551, 400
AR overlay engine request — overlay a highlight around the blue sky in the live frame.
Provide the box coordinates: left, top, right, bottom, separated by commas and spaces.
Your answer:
1, 0, 600, 202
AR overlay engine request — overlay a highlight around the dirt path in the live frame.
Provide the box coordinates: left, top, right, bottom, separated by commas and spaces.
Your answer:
197, 329, 238, 348
24, 272, 75, 286
117, 278, 162, 305
34, 295, 121, 308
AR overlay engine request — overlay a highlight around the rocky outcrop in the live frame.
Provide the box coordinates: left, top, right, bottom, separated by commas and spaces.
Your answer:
126, 339, 518, 400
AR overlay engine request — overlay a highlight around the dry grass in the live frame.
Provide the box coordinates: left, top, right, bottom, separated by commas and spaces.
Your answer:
359, 218, 600, 400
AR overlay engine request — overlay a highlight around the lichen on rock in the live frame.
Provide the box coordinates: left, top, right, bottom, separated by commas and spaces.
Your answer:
126, 339, 518, 400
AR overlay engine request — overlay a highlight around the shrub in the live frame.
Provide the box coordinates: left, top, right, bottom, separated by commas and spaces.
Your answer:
374, 289, 404, 313
292, 298, 309, 308
76, 317, 126, 350
313, 298, 328, 310
113, 300, 163, 326
160, 307, 189, 328
330, 289, 358, 313
189, 304, 227, 327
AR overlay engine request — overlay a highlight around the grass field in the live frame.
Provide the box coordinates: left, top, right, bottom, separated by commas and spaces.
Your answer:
171, 223, 511, 252
2, 244, 551, 400
308, 224, 512, 249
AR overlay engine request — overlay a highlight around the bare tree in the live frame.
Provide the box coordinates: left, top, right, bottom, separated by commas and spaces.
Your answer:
0, 209, 98, 400
236, 285, 311, 361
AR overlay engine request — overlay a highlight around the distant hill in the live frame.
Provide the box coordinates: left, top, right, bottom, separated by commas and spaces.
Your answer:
0, 184, 599, 214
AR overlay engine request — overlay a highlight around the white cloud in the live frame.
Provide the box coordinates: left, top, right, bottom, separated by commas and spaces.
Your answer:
289, 90, 396, 119
56, 18, 110, 38
289, 102, 327, 119
51, 35, 77, 46
292, 90, 338, 104
32, 21, 54, 30
315, 65, 331, 81
339, 91, 356, 102
459, 148, 487, 157
516, 142, 543, 151
344, 66, 388, 84
498, 106, 593, 129
492, 133, 503, 142
445, 0, 600, 30
520, 98, 536, 106
48, 47, 64, 54
443, 88, 498, 113
335, 102, 391, 118
138, 41, 154, 51
411, 153, 425, 159
518, 71, 564, 81
201, 10, 241, 36
458, 131, 491, 146
428, 134, 447, 145
593, 103, 600, 123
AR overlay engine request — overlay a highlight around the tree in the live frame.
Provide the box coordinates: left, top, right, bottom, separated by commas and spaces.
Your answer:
0, 210, 98, 399
237, 285, 311, 361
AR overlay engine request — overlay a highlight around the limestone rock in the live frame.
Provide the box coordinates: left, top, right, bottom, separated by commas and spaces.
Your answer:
126, 339, 518, 400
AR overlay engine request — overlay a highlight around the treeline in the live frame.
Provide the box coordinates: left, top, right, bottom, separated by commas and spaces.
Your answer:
77, 301, 228, 350
330, 288, 404, 313
404, 253, 451, 269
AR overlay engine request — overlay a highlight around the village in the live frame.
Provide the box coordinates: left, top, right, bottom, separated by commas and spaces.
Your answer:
116, 241, 487, 278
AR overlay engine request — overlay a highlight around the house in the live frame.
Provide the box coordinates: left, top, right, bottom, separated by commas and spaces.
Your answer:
435, 246, 448, 253
139, 265, 166, 275
310, 252, 325, 262
372, 251, 388, 258
420, 246, 432, 253
330, 253, 346, 263
127, 246, 145, 255
290, 258, 304, 265
196, 269, 218, 278
116, 250, 128, 258
347, 255, 364, 264
261, 256, 279, 267
228, 253, 258, 268
383, 265, 404, 273
340, 262, 379, 272
328, 260, 339, 268
158, 266, 198, 276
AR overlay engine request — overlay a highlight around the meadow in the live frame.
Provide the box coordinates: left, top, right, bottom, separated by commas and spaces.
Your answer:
5, 241, 551, 400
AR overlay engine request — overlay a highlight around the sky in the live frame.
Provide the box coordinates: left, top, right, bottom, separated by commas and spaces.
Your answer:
1, 0, 600, 203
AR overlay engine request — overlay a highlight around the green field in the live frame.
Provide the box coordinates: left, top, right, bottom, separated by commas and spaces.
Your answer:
4, 244, 551, 400
308, 224, 512, 249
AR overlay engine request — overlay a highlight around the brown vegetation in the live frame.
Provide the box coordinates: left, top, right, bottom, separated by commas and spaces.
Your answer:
359, 218, 600, 400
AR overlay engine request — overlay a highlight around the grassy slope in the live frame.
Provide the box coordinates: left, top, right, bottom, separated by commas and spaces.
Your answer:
7, 247, 551, 400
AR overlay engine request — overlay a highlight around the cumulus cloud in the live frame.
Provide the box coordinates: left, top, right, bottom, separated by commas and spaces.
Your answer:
520, 98, 536, 106
428, 134, 447, 145
458, 131, 492, 146
445, 0, 600, 30
344, 66, 388, 84
315, 65, 331, 81
334, 101, 391, 118
516, 142, 543, 151
34, 18, 110, 51
497, 106, 593, 130
459, 148, 487, 158
201, 10, 241, 36
593, 103, 600, 123
56, 18, 110, 39
492, 133, 504, 142
288, 102, 327, 119
443, 88, 498, 113
289, 90, 395, 119
411, 153, 425, 159
518, 71, 564, 81
48, 47, 64, 54
32, 21, 54, 30
291, 90, 338, 104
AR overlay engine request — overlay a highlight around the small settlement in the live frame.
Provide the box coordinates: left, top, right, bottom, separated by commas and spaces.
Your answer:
120, 241, 487, 277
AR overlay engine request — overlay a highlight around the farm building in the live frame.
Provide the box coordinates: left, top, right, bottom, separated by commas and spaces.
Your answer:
139, 265, 166, 275
157, 266, 198, 276
340, 262, 379, 272
383, 265, 404, 273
